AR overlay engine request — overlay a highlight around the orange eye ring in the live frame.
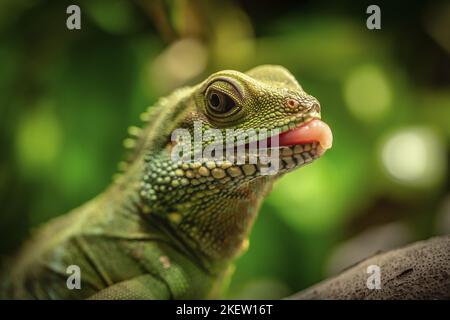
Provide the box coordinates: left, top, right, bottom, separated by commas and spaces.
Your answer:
286, 98, 299, 109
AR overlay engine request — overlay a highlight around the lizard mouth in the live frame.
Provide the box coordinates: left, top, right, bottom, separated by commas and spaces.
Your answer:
167, 118, 333, 177
239, 118, 332, 151
226, 118, 333, 174
271, 118, 333, 171
243, 118, 333, 155
277, 118, 333, 153
257, 118, 333, 172
278, 119, 333, 149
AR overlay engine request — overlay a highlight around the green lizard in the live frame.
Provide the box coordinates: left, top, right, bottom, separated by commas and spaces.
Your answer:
1, 65, 332, 299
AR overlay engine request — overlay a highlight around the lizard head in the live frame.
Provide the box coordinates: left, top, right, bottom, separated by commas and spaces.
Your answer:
136, 65, 332, 263
173, 64, 333, 179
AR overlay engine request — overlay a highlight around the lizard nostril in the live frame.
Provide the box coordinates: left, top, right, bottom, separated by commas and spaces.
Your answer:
311, 102, 320, 113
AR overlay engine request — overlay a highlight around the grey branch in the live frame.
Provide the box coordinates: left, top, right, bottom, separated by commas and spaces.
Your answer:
288, 235, 450, 300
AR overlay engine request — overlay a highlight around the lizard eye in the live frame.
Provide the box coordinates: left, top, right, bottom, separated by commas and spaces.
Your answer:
206, 90, 236, 114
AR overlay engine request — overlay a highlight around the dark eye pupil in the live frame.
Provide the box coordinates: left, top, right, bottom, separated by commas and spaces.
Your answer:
210, 93, 220, 107
207, 90, 236, 114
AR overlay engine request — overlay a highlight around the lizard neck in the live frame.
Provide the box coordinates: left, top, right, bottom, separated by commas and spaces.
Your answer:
136, 150, 275, 269
177, 176, 273, 263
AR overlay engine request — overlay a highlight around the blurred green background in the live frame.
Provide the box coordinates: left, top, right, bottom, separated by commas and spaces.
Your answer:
0, 0, 449, 299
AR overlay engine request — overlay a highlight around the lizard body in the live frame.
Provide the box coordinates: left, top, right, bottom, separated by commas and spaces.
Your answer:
1, 65, 332, 299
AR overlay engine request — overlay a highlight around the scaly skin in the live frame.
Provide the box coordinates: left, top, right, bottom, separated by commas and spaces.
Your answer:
1, 65, 330, 299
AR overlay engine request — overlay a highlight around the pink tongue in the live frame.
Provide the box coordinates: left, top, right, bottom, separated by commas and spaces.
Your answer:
278, 119, 333, 149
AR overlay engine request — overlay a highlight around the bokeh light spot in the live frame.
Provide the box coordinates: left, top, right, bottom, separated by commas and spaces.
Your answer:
150, 38, 207, 92
16, 108, 62, 174
268, 159, 341, 232
381, 127, 446, 187
344, 65, 392, 123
